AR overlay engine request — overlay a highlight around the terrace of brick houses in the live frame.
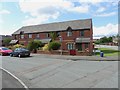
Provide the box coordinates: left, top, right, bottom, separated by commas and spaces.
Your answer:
11, 19, 93, 56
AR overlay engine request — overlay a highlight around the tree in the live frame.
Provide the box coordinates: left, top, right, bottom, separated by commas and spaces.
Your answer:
2, 38, 11, 46
27, 40, 42, 53
50, 32, 57, 41
95, 36, 113, 44
48, 41, 61, 50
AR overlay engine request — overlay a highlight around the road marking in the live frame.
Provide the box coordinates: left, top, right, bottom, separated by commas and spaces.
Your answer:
0, 67, 29, 90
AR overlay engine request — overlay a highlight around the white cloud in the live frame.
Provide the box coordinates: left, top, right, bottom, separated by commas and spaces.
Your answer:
95, 12, 116, 17
0, 10, 11, 15
19, 0, 90, 25
93, 23, 118, 37
77, 0, 119, 3
0, 18, 3, 24
18, 0, 117, 26
68, 4, 89, 13
0, 24, 20, 35
96, 7, 106, 13
23, 13, 59, 26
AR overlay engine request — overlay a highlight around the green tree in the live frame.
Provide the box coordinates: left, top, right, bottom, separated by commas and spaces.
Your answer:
48, 41, 61, 50
27, 40, 42, 53
95, 36, 113, 44
50, 32, 57, 41
2, 38, 11, 46
108, 36, 112, 42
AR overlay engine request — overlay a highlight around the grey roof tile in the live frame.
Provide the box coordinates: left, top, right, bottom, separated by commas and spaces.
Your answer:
13, 19, 92, 34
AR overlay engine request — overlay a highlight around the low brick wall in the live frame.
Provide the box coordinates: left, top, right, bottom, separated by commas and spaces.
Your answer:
76, 51, 92, 56
37, 50, 92, 56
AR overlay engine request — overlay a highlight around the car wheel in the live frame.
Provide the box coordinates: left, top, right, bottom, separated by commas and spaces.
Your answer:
18, 54, 21, 58
0, 53, 2, 56
10, 54, 13, 57
27, 54, 30, 57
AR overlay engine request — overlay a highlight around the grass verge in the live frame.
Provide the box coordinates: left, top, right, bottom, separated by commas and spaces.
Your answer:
95, 48, 120, 56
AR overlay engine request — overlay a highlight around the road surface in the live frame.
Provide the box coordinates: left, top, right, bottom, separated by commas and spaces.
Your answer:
95, 45, 119, 50
1, 54, 119, 88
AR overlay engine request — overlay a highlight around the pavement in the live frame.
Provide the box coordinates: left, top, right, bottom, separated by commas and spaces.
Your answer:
32, 53, 119, 61
0, 69, 26, 89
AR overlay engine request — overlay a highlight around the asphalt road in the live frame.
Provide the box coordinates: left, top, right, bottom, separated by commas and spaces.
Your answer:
0, 69, 25, 89
0, 69, 2, 90
1, 54, 119, 88
95, 45, 119, 50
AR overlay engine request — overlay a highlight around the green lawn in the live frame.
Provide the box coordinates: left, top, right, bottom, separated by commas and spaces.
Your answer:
95, 48, 120, 56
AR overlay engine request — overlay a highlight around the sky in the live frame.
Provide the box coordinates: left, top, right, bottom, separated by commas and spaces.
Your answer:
0, 0, 119, 39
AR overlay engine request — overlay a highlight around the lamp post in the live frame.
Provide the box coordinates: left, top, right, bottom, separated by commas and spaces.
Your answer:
59, 36, 62, 55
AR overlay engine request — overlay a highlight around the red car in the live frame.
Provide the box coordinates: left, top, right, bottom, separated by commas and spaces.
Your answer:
0, 47, 12, 56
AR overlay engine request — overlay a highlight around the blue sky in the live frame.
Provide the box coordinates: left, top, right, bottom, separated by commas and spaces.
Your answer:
0, 0, 119, 38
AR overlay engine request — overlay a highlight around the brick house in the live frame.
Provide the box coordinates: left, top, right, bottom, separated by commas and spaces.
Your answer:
12, 19, 93, 55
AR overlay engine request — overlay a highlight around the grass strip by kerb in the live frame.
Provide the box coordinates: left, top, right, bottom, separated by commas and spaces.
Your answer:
95, 48, 120, 56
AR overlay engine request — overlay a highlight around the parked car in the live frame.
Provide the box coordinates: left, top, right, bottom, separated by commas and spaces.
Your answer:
10, 48, 30, 58
0, 47, 13, 56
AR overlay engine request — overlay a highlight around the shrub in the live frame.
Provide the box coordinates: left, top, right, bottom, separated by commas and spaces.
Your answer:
13, 44, 25, 48
8, 46, 13, 50
2, 38, 12, 46
27, 40, 42, 52
48, 41, 61, 50
42, 44, 49, 51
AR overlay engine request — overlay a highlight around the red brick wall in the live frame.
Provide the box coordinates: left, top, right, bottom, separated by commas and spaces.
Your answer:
13, 28, 93, 55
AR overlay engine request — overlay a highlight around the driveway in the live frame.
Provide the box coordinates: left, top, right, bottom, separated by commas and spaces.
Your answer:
1, 54, 118, 88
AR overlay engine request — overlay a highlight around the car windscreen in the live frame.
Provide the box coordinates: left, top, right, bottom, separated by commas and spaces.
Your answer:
19, 48, 29, 51
2, 48, 9, 50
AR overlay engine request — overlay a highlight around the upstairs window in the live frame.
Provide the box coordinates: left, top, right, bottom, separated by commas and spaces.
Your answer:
36, 34, 39, 38
28, 34, 32, 38
67, 26, 72, 37
56, 32, 60, 37
14, 35, 17, 39
80, 31, 84, 37
20, 35, 24, 39
46, 33, 50, 38
67, 31, 72, 37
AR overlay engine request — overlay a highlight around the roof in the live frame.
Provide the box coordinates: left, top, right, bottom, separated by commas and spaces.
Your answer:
13, 19, 92, 35
76, 38, 90, 43
9, 40, 18, 44
34, 38, 51, 43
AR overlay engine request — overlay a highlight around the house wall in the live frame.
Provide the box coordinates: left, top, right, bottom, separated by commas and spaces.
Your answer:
12, 27, 93, 55
13, 29, 92, 50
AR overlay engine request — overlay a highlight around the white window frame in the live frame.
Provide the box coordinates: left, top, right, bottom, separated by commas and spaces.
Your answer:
36, 34, 39, 38
67, 43, 74, 50
67, 31, 72, 37
46, 33, 49, 38
20, 35, 24, 39
29, 34, 32, 38
80, 31, 84, 37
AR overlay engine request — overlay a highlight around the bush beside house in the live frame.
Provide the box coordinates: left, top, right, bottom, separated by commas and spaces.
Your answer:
27, 40, 42, 53
8, 44, 25, 50
48, 41, 61, 50
42, 44, 49, 51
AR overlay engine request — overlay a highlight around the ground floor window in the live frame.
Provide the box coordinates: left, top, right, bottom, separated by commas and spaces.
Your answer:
85, 43, 89, 49
77, 43, 82, 51
67, 43, 74, 50
77, 43, 89, 51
